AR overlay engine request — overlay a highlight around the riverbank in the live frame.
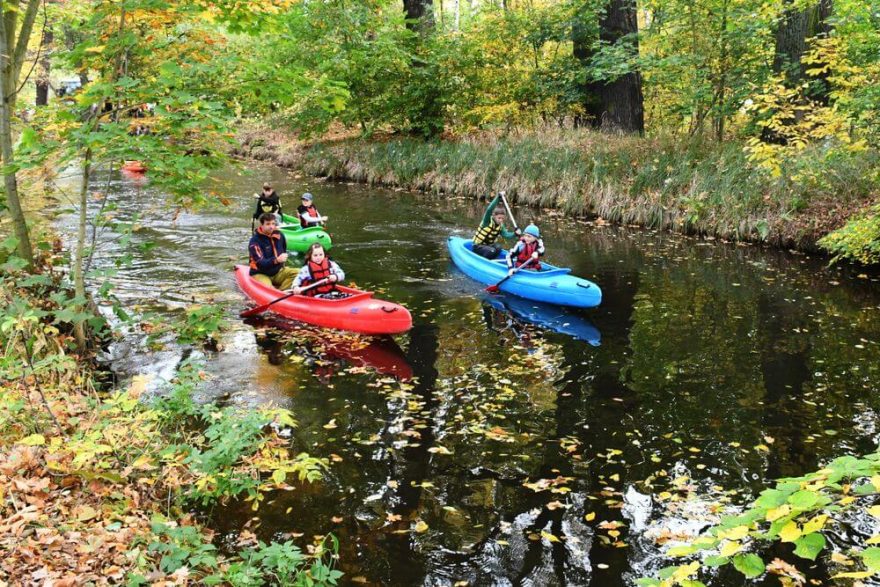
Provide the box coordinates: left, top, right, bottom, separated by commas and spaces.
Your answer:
0, 245, 340, 584
234, 123, 879, 254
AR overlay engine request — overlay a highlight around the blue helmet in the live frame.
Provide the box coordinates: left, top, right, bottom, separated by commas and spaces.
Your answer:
301, 192, 314, 201
523, 224, 540, 238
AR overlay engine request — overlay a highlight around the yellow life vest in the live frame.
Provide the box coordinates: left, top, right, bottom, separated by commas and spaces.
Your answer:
473, 222, 502, 245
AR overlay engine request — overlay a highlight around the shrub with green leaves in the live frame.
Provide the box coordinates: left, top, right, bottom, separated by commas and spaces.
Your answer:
819, 203, 880, 265
639, 454, 880, 586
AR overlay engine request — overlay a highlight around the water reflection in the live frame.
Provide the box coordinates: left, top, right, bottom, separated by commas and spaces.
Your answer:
480, 293, 601, 346
245, 316, 413, 381
55, 164, 880, 586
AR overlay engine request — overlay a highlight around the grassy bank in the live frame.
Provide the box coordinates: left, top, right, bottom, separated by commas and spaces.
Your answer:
235, 124, 879, 252
0, 243, 341, 584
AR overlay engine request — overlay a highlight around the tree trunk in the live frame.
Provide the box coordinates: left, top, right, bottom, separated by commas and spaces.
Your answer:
403, 0, 443, 137
404, 0, 434, 31
35, 28, 52, 106
574, 0, 645, 134
0, 0, 42, 267
586, 0, 644, 134
773, 0, 833, 84
72, 149, 91, 349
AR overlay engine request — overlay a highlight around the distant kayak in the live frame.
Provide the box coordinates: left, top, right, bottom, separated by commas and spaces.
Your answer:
278, 212, 332, 253
481, 293, 601, 345
235, 265, 412, 335
121, 160, 146, 172
447, 236, 602, 308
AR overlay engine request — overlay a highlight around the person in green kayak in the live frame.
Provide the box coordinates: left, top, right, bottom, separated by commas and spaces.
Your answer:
297, 192, 328, 228
253, 182, 282, 228
248, 213, 297, 290
472, 194, 520, 259
291, 243, 346, 298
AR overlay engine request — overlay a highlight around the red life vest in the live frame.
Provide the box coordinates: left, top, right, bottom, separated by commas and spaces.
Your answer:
303, 258, 335, 296
300, 205, 321, 228
515, 239, 541, 270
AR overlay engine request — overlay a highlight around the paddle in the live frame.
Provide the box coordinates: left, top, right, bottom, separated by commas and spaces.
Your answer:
499, 191, 519, 232
486, 256, 535, 293
240, 278, 330, 318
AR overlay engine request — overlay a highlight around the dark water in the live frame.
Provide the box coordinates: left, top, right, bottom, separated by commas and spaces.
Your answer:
59, 165, 880, 585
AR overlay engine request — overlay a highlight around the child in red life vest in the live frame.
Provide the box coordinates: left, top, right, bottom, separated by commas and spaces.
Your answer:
297, 192, 328, 228
291, 243, 345, 297
506, 223, 545, 275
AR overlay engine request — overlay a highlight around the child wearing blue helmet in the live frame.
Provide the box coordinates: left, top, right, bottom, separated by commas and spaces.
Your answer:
507, 224, 544, 274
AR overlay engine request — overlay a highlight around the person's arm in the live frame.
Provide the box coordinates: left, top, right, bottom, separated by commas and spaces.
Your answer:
292, 266, 310, 288
506, 242, 521, 267
253, 198, 263, 219
479, 195, 501, 227
300, 209, 323, 223
500, 226, 516, 239
249, 243, 276, 272
329, 261, 345, 283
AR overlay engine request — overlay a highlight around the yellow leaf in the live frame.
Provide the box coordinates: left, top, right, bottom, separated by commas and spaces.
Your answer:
414, 520, 429, 533
866, 535, 880, 545
323, 419, 337, 430
719, 526, 750, 541
84, 45, 106, 53
779, 521, 801, 543
868, 506, 880, 519
720, 540, 742, 557
18, 433, 45, 446
833, 572, 873, 579
766, 505, 791, 521
672, 561, 700, 582
585, 512, 596, 521
541, 531, 562, 543
802, 514, 827, 534
840, 496, 856, 505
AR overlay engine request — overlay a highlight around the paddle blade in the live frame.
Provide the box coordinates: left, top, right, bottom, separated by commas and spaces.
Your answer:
485, 284, 501, 293
239, 304, 271, 318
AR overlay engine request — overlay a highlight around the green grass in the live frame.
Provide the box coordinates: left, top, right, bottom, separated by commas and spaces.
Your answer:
237, 124, 880, 251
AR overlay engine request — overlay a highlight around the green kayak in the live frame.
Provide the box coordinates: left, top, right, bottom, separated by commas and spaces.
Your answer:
278, 213, 332, 252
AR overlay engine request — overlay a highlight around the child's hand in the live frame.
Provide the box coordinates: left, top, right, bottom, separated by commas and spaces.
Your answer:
277, 253, 289, 264
531, 252, 539, 259
507, 268, 515, 276
292, 286, 303, 295
328, 274, 338, 283
514, 229, 522, 236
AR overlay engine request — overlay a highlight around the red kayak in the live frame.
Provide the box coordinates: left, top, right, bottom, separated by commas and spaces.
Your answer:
122, 160, 147, 172
234, 265, 412, 335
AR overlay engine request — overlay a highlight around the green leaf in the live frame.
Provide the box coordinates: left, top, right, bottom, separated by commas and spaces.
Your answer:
704, 555, 729, 568
860, 547, 880, 573
732, 553, 765, 579
788, 490, 820, 510
793, 532, 826, 561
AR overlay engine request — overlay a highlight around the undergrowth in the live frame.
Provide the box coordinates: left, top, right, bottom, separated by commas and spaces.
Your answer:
0, 241, 340, 585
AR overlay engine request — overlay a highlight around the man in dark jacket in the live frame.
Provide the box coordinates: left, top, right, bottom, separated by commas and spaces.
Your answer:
248, 213, 297, 290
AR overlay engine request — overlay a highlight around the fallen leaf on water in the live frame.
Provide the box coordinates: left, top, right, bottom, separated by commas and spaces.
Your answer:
323, 419, 338, 430
414, 520, 429, 533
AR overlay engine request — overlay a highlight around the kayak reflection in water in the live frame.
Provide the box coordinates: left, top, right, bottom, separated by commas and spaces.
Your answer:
291, 243, 348, 299
245, 317, 413, 380
481, 294, 601, 346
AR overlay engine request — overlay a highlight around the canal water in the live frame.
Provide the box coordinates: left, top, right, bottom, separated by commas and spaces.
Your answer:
58, 164, 880, 585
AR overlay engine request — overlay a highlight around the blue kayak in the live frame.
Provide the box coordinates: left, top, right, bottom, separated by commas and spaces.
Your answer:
447, 236, 602, 308
481, 293, 601, 345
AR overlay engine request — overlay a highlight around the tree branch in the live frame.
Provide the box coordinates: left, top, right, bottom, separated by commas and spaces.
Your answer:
12, 0, 41, 83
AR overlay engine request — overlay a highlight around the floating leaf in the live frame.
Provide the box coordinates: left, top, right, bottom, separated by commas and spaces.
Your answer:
793, 533, 825, 560
732, 553, 765, 579
779, 521, 802, 543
